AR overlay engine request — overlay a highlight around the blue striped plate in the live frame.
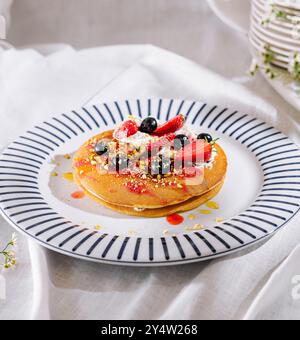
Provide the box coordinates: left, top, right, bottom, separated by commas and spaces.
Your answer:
0, 99, 300, 266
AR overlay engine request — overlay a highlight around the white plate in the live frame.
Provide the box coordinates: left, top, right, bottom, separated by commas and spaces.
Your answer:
251, 14, 300, 50
206, 0, 251, 34
0, 99, 300, 266
207, 0, 300, 111
260, 0, 300, 12
254, 0, 300, 31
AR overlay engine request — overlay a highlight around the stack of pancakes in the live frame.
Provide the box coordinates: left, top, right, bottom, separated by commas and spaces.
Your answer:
73, 131, 227, 217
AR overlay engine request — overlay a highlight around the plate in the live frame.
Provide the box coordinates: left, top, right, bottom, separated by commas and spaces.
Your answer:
207, 0, 300, 111
0, 99, 300, 266
206, 0, 251, 34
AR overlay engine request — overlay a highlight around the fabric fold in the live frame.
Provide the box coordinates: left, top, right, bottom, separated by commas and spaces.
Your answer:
0, 44, 299, 320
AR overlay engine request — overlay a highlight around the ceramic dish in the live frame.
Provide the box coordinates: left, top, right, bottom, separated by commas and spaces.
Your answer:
0, 99, 299, 266
207, 0, 300, 111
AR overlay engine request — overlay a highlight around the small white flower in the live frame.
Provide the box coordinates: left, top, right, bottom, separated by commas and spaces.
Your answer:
0, 234, 18, 270
261, 15, 271, 27
11, 233, 17, 247
288, 52, 300, 81
248, 58, 259, 77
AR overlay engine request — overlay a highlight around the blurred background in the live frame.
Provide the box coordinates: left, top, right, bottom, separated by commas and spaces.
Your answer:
5, 0, 250, 77
3, 0, 299, 136
1, 0, 299, 121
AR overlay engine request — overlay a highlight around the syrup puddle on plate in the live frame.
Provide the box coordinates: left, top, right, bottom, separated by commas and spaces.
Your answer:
165, 200, 224, 235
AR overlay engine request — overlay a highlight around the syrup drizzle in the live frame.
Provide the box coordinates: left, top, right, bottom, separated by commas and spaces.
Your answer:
71, 191, 85, 199
166, 214, 184, 226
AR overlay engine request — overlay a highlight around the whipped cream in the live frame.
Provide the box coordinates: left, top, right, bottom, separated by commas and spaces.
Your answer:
113, 118, 216, 166
118, 131, 153, 148
134, 207, 146, 212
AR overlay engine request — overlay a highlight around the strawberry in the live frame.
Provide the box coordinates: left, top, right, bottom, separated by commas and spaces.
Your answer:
175, 140, 212, 164
113, 120, 139, 140
154, 115, 185, 136
160, 132, 177, 144
147, 133, 176, 156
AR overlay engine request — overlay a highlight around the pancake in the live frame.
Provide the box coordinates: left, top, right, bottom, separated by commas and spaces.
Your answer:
74, 173, 224, 217
73, 131, 227, 211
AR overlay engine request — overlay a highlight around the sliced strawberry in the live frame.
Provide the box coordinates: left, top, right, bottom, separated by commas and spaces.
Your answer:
175, 140, 212, 164
113, 120, 139, 140
161, 132, 177, 144
147, 133, 176, 155
202, 142, 213, 163
154, 115, 185, 136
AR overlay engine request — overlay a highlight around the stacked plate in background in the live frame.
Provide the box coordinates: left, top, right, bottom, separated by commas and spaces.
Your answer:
207, 0, 300, 110
250, 0, 300, 71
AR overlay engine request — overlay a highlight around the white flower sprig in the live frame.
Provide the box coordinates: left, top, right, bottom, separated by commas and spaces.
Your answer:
248, 58, 259, 77
289, 52, 300, 81
261, 3, 300, 41
248, 44, 277, 80
261, 4, 289, 27
0, 233, 17, 270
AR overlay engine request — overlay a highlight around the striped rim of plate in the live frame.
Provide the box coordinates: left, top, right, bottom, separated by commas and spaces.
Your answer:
0, 99, 300, 266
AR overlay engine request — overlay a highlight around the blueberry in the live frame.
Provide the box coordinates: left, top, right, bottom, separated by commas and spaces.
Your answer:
140, 118, 158, 134
95, 141, 109, 156
174, 134, 190, 150
197, 133, 213, 143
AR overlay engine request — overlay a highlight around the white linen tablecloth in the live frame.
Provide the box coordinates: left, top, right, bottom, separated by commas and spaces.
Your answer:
0, 42, 299, 320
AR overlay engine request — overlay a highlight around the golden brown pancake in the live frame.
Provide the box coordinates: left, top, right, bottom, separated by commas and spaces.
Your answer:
73, 130, 227, 215
74, 174, 224, 217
